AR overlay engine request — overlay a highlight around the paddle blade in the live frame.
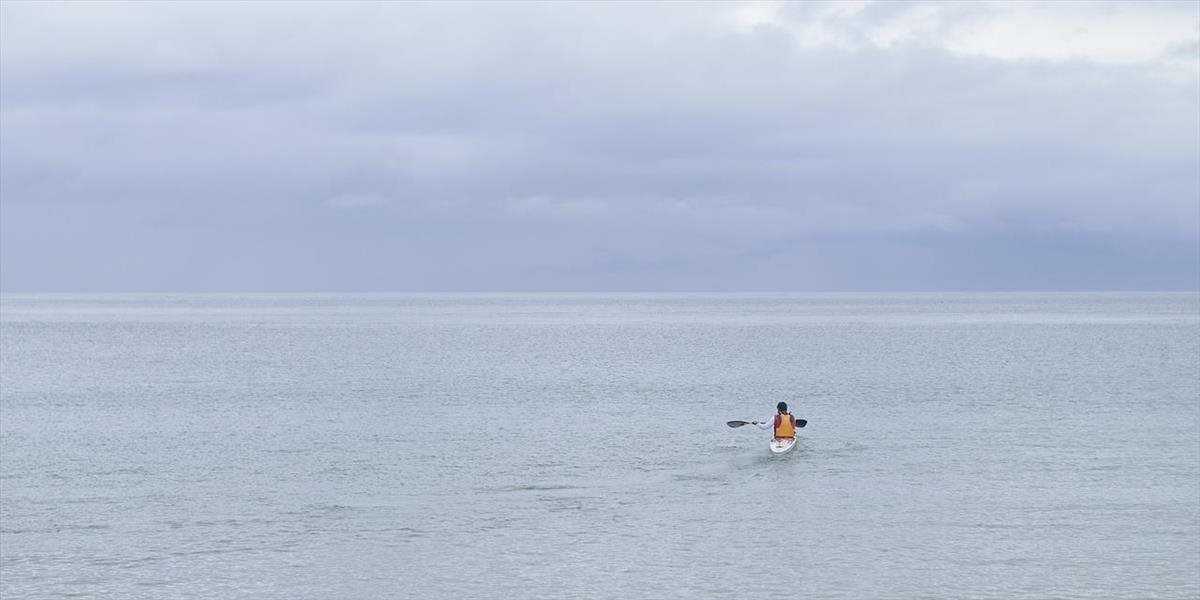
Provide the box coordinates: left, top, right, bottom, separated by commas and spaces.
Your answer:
726, 420, 751, 428
796, 419, 807, 428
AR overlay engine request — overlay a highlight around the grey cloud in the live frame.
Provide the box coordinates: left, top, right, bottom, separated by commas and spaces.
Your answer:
1, 2, 1197, 291
1164, 38, 1200, 60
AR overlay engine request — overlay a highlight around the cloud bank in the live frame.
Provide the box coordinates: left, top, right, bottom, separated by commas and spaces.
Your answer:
2, 1, 1197, 291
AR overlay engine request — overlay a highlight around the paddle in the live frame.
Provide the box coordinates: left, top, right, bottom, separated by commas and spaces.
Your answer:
727, 419, 807, 428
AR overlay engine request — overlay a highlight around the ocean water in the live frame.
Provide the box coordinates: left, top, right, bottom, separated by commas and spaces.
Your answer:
1, 293, 1197, 599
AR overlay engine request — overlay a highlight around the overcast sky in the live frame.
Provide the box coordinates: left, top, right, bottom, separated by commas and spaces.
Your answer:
1, 1, 1197, 292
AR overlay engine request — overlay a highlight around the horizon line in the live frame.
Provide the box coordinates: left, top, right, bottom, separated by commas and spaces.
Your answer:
2, 289, 1198, 295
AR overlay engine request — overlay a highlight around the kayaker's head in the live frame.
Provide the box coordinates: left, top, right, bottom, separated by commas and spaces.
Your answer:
776, 401, 788, 413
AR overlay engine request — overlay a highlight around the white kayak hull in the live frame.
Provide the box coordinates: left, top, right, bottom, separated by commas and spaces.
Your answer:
769, 437, 796, 455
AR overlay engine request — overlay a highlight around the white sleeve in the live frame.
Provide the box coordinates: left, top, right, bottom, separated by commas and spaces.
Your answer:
754, 419, 772, 430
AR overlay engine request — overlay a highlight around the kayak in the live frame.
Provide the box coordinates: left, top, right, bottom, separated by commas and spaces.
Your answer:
769, 437, 796, 455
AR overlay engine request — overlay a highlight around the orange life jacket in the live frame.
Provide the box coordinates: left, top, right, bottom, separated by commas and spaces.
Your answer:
774, 413, 795, 438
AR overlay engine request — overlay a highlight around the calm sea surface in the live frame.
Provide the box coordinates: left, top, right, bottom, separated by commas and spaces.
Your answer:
1, 293, 1198, 599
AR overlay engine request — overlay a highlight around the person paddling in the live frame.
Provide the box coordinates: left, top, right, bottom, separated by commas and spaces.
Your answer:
753, 401, 798, 440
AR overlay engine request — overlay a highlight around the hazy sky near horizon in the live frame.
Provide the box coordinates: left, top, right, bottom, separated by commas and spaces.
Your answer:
2, 1, 1198, 292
